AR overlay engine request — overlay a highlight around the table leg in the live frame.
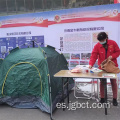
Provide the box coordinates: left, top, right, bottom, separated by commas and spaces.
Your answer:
104, 78, 107, 115
96, 79, 100, 101
67, 77, 69, 104
62, 77, 65, 111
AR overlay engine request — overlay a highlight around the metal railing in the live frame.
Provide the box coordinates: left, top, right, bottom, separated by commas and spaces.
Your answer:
0, 0, 114, 16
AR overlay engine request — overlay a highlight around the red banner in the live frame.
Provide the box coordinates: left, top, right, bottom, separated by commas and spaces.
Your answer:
114, 0, 120, 3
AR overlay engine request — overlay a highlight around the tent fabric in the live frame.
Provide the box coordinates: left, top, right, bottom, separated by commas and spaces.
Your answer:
0, 59, 3, 66
0, 46, 73, 113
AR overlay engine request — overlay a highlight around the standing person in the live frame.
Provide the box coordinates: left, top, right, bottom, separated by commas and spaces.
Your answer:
89, 32, 120, 106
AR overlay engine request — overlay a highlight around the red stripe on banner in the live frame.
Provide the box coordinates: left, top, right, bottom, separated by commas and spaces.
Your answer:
114, 0, 117, 3
1, 14, 120, 28
0, 19, 48, 28
48, 13, 120, 26
48, 21, 56, 25
114, 0, 120, 3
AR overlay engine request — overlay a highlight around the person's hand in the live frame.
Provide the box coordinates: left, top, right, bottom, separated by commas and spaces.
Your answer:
108, 56, 112, 60
89, 65, 92, 69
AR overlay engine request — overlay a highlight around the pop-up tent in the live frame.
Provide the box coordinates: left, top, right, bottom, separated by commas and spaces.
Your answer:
0, 46, 73, 116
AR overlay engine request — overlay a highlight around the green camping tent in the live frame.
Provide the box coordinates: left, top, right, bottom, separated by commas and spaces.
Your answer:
0, 46, 74, 116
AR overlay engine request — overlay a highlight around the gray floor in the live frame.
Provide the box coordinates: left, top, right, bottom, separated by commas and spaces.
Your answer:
0, 90, 120, 120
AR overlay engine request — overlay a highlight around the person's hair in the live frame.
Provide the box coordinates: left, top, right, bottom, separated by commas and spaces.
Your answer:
97, 32, 108, 41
